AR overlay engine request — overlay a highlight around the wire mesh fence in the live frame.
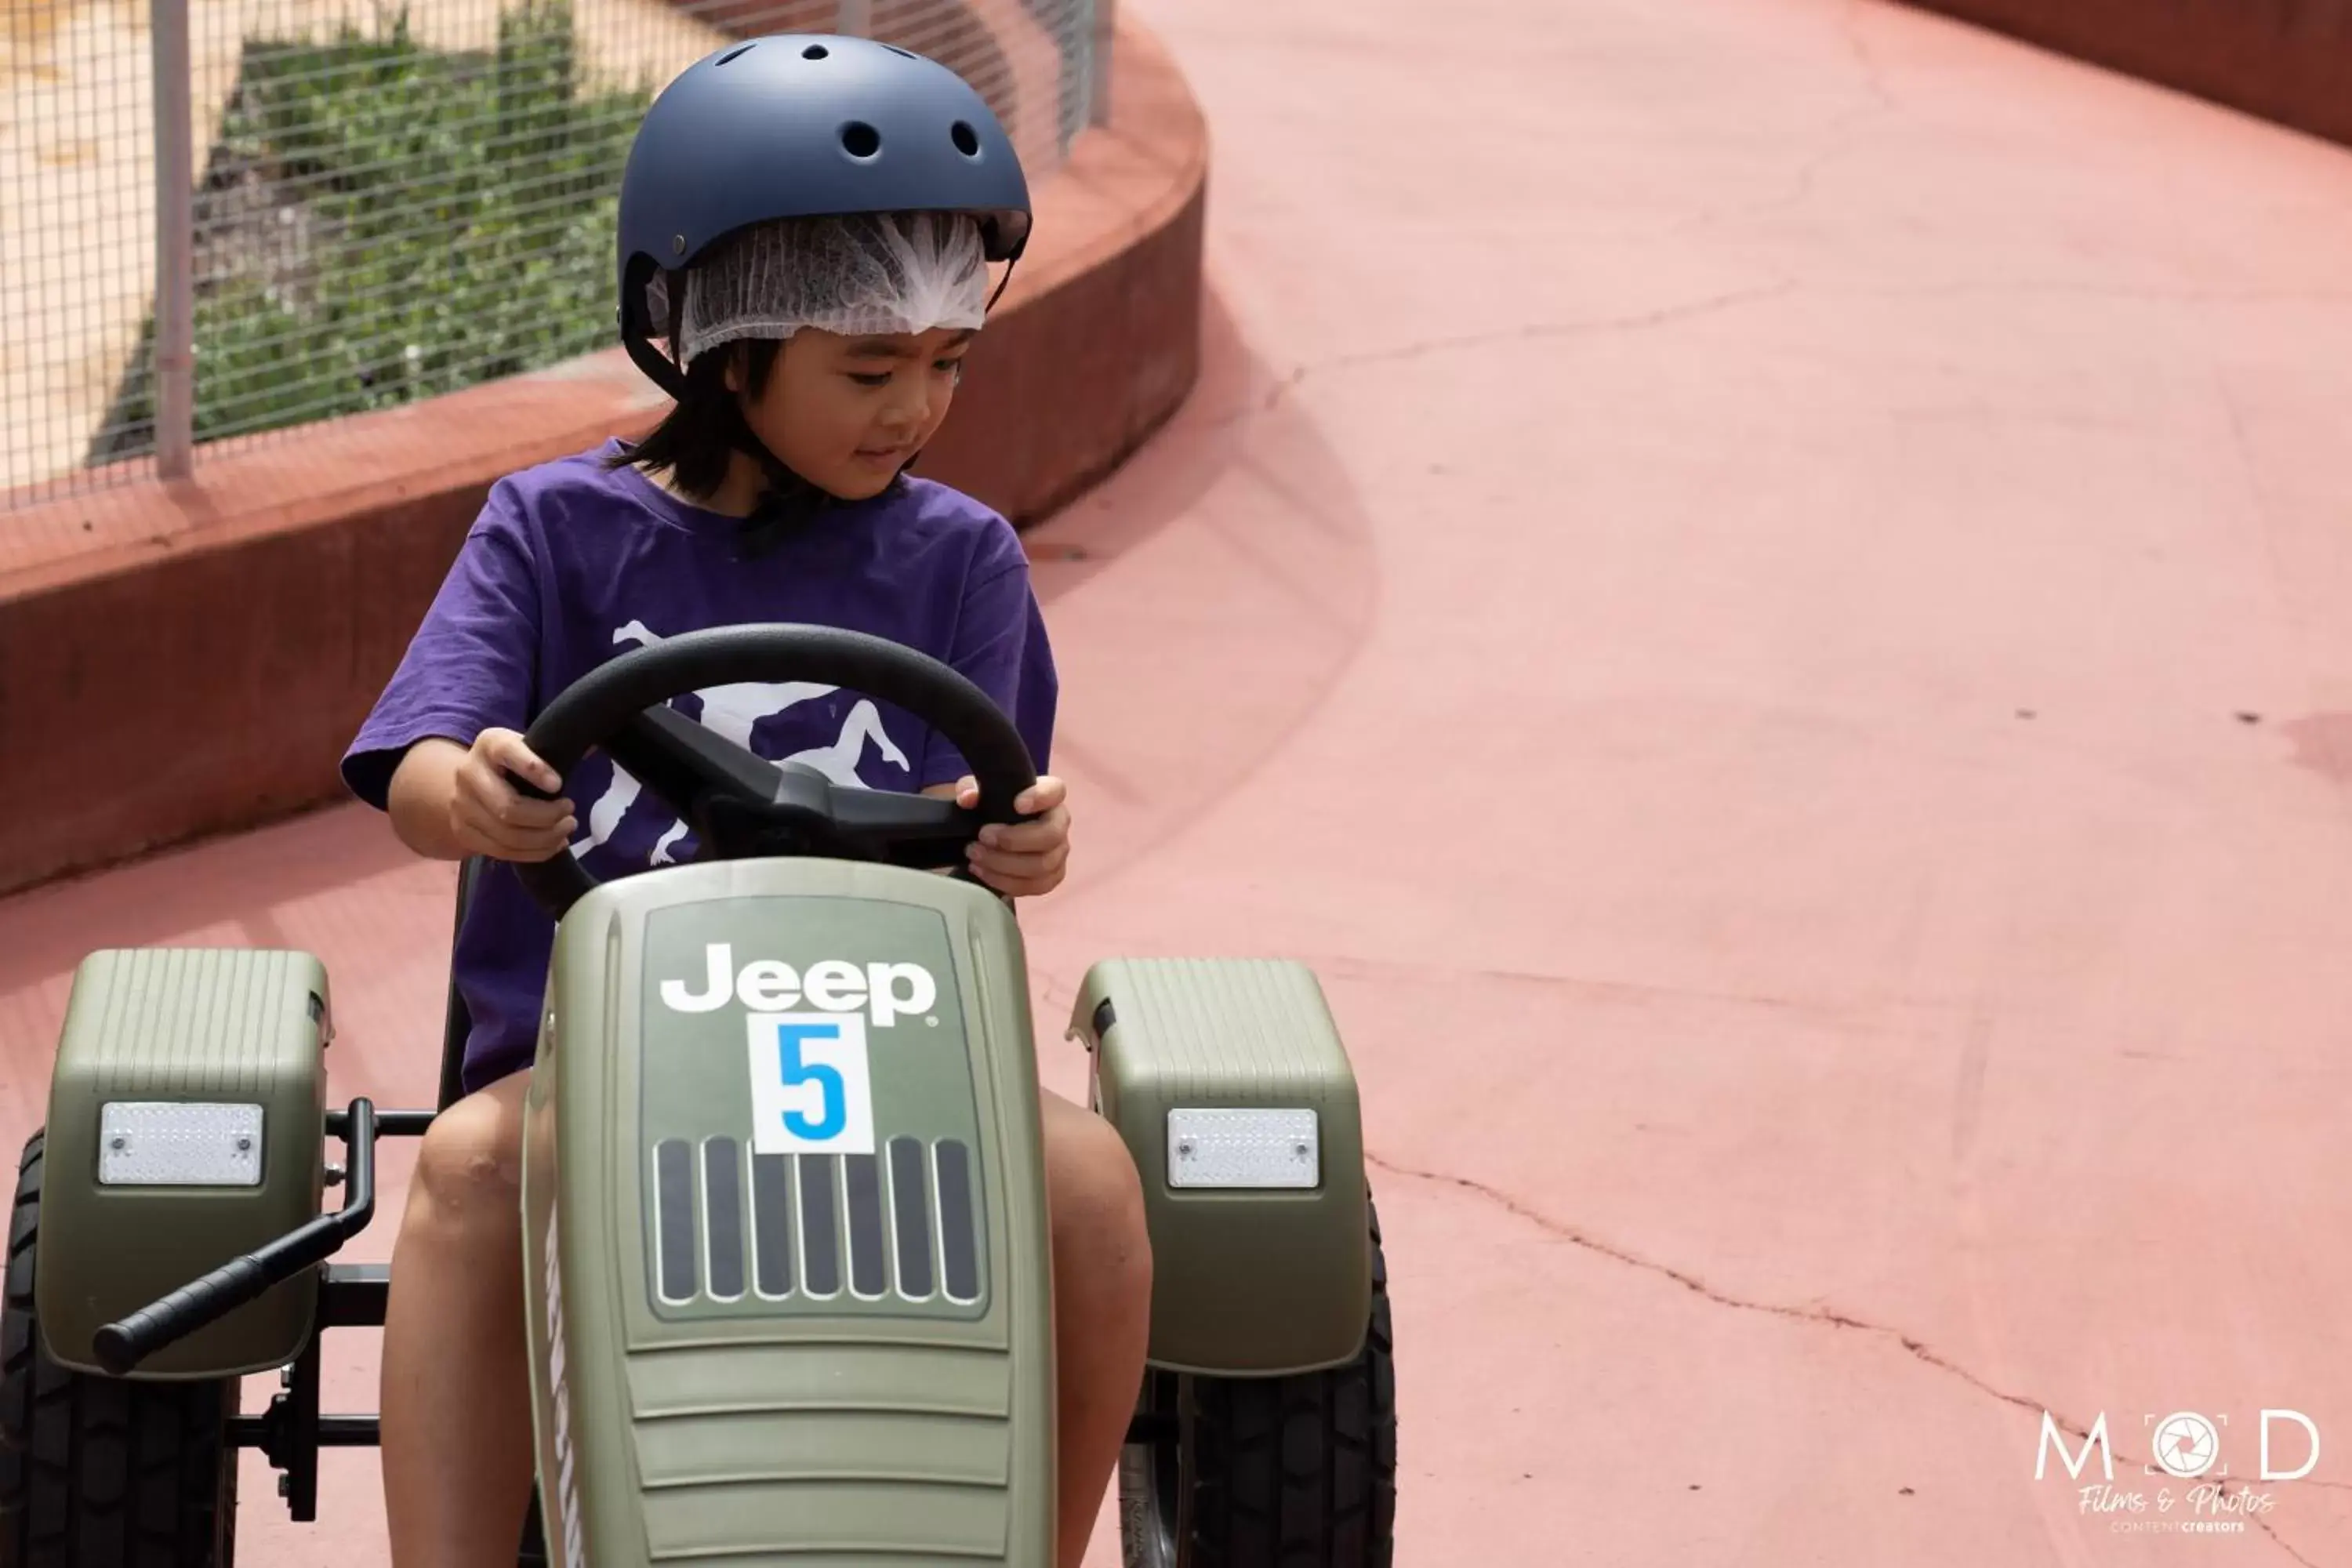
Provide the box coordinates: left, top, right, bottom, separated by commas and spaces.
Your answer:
2, 0, 1104, 510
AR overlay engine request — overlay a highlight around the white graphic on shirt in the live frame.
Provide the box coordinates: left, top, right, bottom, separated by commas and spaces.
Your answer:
568, 619, 913, 865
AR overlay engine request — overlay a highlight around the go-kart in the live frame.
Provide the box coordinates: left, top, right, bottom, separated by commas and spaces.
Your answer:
0, 625, 1397, 1566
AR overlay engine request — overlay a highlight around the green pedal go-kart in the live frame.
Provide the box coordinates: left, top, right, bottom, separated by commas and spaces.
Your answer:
0, 625, 1397, 1566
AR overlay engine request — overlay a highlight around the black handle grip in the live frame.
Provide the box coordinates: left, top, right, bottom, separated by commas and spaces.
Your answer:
93, 1256, 269, 1374
92, 1098, 382, 1375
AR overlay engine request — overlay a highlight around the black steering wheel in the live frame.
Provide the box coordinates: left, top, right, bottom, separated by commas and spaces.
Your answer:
509, 624, 1037, 921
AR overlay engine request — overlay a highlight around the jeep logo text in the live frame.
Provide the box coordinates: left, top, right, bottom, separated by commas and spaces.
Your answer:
658, 942, 937, 1026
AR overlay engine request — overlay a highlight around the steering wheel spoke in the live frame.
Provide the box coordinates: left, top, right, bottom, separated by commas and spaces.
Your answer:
601, 705, 787, 842
827, 789, 977, 869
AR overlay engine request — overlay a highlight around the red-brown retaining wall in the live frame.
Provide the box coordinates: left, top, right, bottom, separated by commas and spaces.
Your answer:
0, 13, 1206, 896
1903, 0, 2352, 149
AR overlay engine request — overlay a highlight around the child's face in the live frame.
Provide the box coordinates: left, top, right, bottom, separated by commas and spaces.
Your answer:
730, 325, 975, 500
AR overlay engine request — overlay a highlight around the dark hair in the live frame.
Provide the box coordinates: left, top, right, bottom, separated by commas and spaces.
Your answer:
604, 331, 912, 557
610, 337, 783, 500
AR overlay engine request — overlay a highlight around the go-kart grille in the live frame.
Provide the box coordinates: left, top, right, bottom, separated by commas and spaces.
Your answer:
648, 1136, 986, 1316
621, 1334, 1022, 1560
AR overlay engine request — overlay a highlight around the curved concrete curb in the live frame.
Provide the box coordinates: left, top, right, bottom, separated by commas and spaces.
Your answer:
1900, 0, 2352, 150
0, 11, 1206, 897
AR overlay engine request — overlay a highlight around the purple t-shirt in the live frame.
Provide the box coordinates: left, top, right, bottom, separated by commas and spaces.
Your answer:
342, 440, 1056, 1094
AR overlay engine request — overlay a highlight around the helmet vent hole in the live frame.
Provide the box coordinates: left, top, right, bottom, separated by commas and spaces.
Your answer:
716, 43, 753, 64
841, 121, 882, 158
884, 44, 916, 58
801, 42, 828, 60
950, 120, 980, 157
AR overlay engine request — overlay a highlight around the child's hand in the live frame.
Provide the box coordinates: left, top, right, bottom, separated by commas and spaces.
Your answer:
954, 775, 1071, 898
451, 728, 577, 862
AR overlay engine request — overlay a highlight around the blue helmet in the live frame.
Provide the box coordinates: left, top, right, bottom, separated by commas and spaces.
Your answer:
615, 34, 1033, 395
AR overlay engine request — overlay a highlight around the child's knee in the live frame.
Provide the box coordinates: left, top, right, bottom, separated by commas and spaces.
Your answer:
407, 1073, 529, 1240
1044, 1105, 1153, 1304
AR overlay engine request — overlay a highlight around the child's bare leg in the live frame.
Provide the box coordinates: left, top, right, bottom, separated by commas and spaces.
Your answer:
380, 1071, 537, 1568
1040, 1089, 1155, 1567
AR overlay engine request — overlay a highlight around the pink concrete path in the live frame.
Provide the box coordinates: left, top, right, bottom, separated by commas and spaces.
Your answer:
9, 0, 2352, 1560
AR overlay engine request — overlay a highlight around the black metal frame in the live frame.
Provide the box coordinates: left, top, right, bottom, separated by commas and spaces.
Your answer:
221, 1123, 418, 1522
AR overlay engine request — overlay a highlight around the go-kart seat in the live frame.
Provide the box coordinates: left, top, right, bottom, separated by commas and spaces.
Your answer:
435, 855, 486, 1112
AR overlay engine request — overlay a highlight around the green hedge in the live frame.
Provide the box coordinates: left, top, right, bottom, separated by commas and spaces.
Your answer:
101, 1, 652, 461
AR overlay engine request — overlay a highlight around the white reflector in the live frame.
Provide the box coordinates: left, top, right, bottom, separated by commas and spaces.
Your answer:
1166, 1109, 1319, 1189
97, 1102, 265, 1187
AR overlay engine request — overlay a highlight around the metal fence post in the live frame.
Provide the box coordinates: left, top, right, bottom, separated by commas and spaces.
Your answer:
1089, 0, 1116, 125
150, 0, 195, 479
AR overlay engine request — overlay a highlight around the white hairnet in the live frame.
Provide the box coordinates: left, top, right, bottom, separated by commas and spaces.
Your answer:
654, 211, 993, 365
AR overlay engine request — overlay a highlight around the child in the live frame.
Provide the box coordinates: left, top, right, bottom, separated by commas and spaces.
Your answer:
339, 36, 1152, 1568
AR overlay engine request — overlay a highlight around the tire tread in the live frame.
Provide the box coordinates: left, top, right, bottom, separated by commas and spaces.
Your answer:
1159, 1197, 1396, 1567
0, 1132, 239, 1568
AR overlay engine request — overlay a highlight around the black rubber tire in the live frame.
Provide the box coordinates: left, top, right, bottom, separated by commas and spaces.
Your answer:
0, 1131, 241, 1568
517, 1487, 547, 1566
1119, 1198, 1397, 1568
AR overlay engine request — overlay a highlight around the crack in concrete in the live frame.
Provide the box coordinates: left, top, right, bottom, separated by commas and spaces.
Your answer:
1837, 278, 2352, 306
1364, 1150, 2352, 1542
1303, 947, 1947, 1026
1219, 265, 2351, 426
2256, 1518, 2324, 1566
1367, 1149, 2064, 1410
1262, 280, 1797, 415
1842, 0, 1900, 115
1676, 0, 1903, 237
1668, 115, 1868, 238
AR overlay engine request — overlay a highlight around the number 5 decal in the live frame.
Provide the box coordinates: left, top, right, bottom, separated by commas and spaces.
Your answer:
746, 1014, 875, 1156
